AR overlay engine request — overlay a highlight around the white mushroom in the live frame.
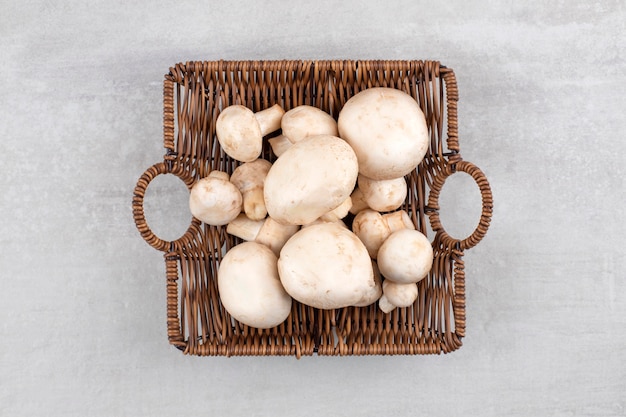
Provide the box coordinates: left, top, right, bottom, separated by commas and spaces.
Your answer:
264, 134, 358, 225
268, 105, 338, 157
351, 209, 415, 259
377, 229, 434, 284
282, 105, 338, 143
278, 222, 375, 310
188, 171, 242, 226
230, 159, 272, 221
216, 104, 285, 162
226, 213, 299, 257
337, 87, 429, 180
378, 280, 418, 313
217, 242, 292, 329
357, 174, 408, 212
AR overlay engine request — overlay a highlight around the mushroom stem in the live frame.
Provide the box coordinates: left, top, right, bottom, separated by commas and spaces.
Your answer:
255, 217, 300, 256
226, 214, 299, 256
268, 134, 293, 157
254, 104, 285, 136
226, 214, 264, 241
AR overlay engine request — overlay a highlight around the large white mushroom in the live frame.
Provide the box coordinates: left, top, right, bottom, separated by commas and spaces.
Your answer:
377, 229, 434, 284
188, 171, 242, 226
216, 104, 284, 162
218, 242, 292, 329
277, 222, 376, 310
337, 87, 429, 180
264, 135, 359, 225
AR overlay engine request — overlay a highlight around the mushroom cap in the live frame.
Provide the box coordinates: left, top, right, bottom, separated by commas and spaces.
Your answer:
216, 105, 262, 162
278, 223, 375, 309
217, 242, 292, 329
281, 105, 338, 143
357, 174, 408, 213
264, 135, 359, 225
377, 229, 434, 284
381, 280, 418, 308
337, 87, 429, 180
189, 172, 242, 226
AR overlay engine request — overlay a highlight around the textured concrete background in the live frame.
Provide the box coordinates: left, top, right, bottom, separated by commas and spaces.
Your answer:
2, 1, 625, 415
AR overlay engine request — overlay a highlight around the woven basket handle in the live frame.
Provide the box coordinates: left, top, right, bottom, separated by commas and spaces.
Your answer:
427, 160, 493, 250
132, 162, 201, 252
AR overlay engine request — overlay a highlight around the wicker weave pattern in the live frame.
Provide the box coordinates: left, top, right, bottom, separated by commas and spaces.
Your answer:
132, 60, 492, 357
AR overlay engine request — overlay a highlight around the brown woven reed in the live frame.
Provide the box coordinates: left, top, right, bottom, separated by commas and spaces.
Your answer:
132, 60, 492, 357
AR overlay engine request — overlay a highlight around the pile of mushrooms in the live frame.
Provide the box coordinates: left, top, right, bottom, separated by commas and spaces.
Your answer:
188, 87, 434, 328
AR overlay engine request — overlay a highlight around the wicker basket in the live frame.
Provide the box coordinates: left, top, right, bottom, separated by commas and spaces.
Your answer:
132, 60, 492, 357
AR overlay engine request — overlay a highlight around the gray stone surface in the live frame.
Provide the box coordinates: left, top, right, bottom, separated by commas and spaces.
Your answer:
1, 1, 625, 415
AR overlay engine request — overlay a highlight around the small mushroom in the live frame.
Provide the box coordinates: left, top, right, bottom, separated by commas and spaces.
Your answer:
268, 106, 338, 156
230, 159, 272, 221
226, 213, 299, 257
264, 135, 359, 225
282, 105, 338, 143
217, 242, 292, 329
189, 171, 242, 226
278, 222, 375, 309
357, 174, 408, 213
377, 229, 434, 284
338, 87, 429, 180
378, 280, 418, 313
216, 104, 285, 162
351, 209, 415, 259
